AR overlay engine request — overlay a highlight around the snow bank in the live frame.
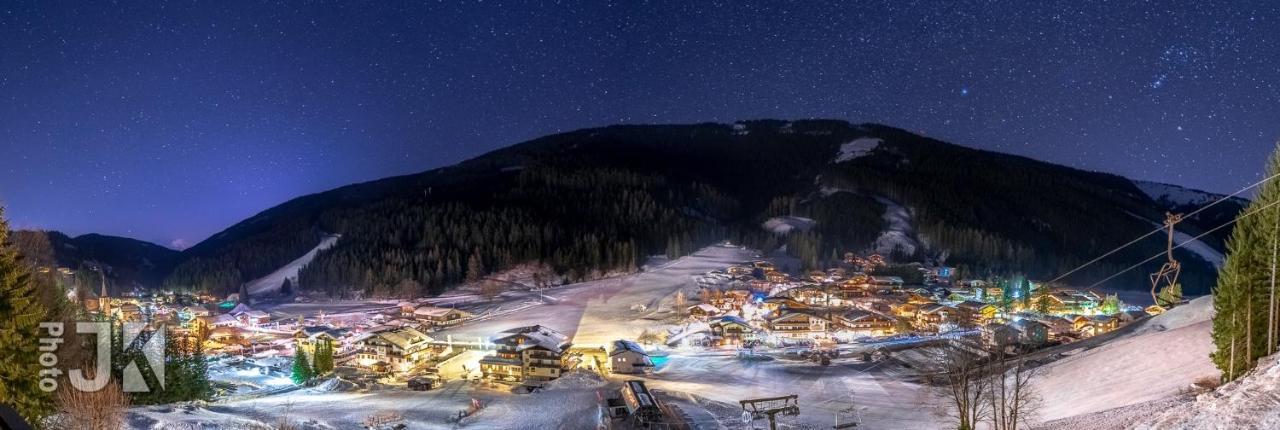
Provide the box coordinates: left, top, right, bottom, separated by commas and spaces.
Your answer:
762, 216, 816, 235
1032, 296, 1218, 423
542, 370, 606, 390
246, 234, 340, 296
1135, 352, 1280, 429
834, 137, 882, 162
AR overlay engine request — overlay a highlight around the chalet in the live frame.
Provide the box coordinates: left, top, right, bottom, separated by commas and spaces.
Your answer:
722, 290, 752, 310
294, 326, 349, 357
708, 316, 756, 346
760, 296, 807, 313
354, 326, 435, 372
955, 300, 998, 324
765, 270, 789, 283
1072, 314, 1118, 337
915, 303, 951, 331
180, 305, 211, 318
836, 309, 895, 336
412, 306, 474, 327
480, 325, 572, 383
236, 310, 271, 327
609, 340, 653, 374
807, 271, 828, 282
1048, 290, 1101, 314
726, 266, 754, 276
752, 261, 775, 270
200, 314, 239, 329
783, 285, 830, 306
687, 303, 722, 319
1010, 319, 1049, 346
118, 303, 143, 322
749, 279, 773, 293
984, 285, 1004, 300
1035, 316, 1075, 339
207, 326, 243, 346
766, 310, 831, 339
982, 322, 1019, 350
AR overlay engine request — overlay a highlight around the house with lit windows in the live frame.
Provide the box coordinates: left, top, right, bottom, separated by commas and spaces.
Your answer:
480, 325, 572, 383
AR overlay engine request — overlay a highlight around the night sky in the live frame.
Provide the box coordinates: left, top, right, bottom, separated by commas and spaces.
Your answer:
2, 1, 1279, 248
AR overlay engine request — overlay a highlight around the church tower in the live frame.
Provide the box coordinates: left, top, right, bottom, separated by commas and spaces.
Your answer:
97, 269, 110, 316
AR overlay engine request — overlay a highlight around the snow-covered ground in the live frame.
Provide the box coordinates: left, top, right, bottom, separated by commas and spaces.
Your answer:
128, 379, 607, 430
1132, 351, 1280, 429
246, 234, 340, 297
635, 351, 946, 429
872, 196, 919, 256
1031, 296, 1218, 423
762, 215, 816, 235
1132, 180, 1230, 208
834, 137, 882, 163
129, 242, 1217, 429
815, 188, 921, 257
436, 243, 757, 347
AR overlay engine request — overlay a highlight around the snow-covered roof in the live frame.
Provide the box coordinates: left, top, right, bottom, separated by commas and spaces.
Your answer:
710, 315, 752, 328
955, 300, 992, 311
413, 306, 469, 318
688, 303, 720, 313
840, 309, 891, 322
229, 303, 253, 314
493, 325, 570, 354
364, 327, 432, 349
610, 340, 647, 357
296, 326, 347, 339
1009, 319, 1046, 332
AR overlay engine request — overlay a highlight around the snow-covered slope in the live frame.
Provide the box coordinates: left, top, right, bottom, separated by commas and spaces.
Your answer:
245, 234, 339, 296
1135, 352, 1280, 429
1141, 220, 1228, 267
834, 137, 882, 162
1133, 180, 1228, 208
762, 216, 816, 235
872, 196, 919, 256
1032, 296, 1219, 423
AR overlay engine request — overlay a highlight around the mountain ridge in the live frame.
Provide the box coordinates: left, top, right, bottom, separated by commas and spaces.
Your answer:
12, 120, 1250, 297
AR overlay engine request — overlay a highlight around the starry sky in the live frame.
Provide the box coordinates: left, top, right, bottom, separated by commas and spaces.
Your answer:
2, 1, 1279, 249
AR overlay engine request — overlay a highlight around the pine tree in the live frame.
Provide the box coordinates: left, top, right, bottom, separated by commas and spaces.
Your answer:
291, 349, 313, 384
1212, 143, 1280, 381
280, 277, 293, 296
0, 207, 53, 422
1018, 277, 1031, 309
313, 339, 334, 375
238, 282, 250, 304
1099, 294, 1122, 315
1156, 283, 1183, 308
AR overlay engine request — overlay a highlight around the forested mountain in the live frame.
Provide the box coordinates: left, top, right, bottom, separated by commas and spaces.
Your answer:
143, 120, 1242, 297
9, 230, 181, 290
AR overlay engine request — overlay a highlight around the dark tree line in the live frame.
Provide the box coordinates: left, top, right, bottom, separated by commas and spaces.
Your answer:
298, 166, 727, 297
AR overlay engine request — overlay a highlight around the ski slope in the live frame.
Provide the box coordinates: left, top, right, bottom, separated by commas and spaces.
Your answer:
1032, 296, 1218, 423
245, 234, 339, 296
